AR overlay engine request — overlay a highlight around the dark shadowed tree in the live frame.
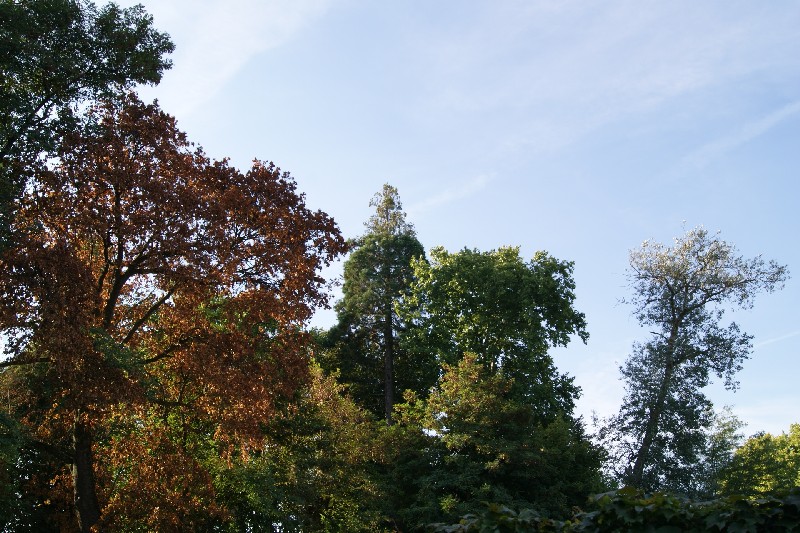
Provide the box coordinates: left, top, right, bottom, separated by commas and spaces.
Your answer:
320, 184, 433, 424
0, 0, 173, 248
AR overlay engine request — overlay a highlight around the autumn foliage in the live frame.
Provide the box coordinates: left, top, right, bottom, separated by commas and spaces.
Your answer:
0, 96, 346, 530
3, 3, 795, 531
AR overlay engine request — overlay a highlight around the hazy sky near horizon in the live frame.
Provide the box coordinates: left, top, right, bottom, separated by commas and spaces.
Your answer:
119, 0, 800, 437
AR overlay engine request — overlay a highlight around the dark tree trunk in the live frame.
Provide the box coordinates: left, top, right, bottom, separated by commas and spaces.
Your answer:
384, 304, 394, 425
629, 324, 680, 487
73, 417, 101, 532
629, 359, 673, 487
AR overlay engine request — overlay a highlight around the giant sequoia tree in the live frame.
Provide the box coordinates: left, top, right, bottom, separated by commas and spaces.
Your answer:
321, 185, 430, 424
0, 0, 174, 248
606, 227, 788, 492
0, 97, 345, 531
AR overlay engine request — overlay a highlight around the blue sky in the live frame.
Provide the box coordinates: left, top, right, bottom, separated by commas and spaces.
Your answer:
119, 0, 800, 437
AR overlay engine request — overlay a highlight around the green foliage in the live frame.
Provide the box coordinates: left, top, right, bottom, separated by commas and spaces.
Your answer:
320, 184, 432, 422
0, 0, 174, 158
431, 488, 800, 532
580, 488, 800, 532
358, 245, 601, 528
0, 0, 174, 247
719, 424, 800, 498
384, 355, 603, 527
402, 246, 588, 414
364, 183, 415, 236
700, 407, 746, 497
0, 412, 55, 532
604, 227, 788, 492
0, 364, 70, 532
209, 364, 390, 532
429, 503, 549, 533
368, 399, 437, 529
321, 232, 431, 417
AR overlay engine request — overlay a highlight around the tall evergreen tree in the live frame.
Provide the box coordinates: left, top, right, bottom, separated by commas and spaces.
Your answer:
320, 185, 432, 424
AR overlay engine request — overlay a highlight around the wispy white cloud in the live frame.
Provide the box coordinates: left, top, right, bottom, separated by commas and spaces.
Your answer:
683, 101, 800, 168
407, 174, 491, 217
410, 1, 800, 155
755, 329, 800, 349
126, 0, 334, 118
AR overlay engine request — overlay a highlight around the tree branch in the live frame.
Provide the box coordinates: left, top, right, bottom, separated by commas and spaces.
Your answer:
120, 285, 177, 345
0, 357, 50, 368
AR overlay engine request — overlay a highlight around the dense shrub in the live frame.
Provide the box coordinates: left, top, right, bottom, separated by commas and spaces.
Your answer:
431, 487, 800, 532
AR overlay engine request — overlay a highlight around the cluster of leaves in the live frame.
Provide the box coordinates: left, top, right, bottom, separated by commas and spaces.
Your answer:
599, 227, 788, 494
382, 354, 603, 527
402, 246, 588, 414
718, 424, 800, 498
202, 364, 389, 532
432, 487, 800, 532
0, 0, 174, 248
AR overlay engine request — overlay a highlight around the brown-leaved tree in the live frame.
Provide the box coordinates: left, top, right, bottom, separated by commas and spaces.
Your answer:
0, 96, 345, 531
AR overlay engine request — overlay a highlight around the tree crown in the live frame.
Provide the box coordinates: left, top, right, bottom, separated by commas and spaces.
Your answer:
364, 183, 414, 237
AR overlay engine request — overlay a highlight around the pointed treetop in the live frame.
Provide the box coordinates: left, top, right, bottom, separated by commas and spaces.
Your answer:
365, 183, 414, 236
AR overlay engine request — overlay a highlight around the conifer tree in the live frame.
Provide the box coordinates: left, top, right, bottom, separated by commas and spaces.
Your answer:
321, 185, 432, 424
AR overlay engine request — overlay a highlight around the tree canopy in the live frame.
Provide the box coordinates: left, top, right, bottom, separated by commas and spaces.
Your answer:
402, 246, 588, 414
0, 0, 174, 249
719, 424, 800, 497
0, 96, 345, 530
396, 353, 604, 524
604, 226, 788, 492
